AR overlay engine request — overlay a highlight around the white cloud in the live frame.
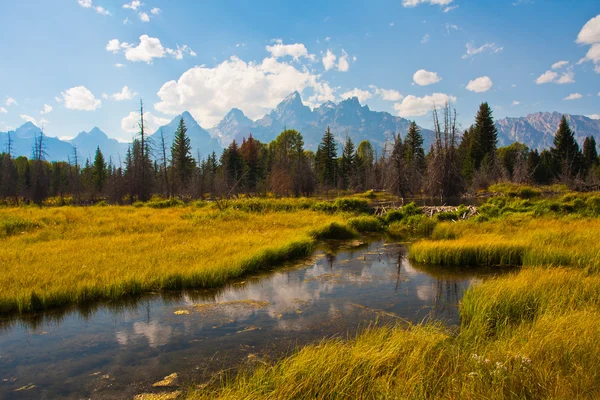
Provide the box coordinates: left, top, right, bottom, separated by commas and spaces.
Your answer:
40, 104, 53, 114
20, 114, 38, 125
579, 43, 600, 64
59, 86, 101, 111
78, 0, 92, 8
265, 41, 314, 61
154, 55, 336, 127
55, 96, 62, 103
325, 36, 331, 41
512, 100, 520, 106
0, 107, 7, 114
122, 0, 141, 10
150, 7, 161, 15
462, 42, 503, 59
107, 35, 195, 63
322, 49, 336, 71
596, 65, 600, 74
535, 70, 558, 84
588, 114, 600, 120
121, 111, 169, 133
551, 60, 569, 69
340, 88, 372, 103
123, 17, 131, 24
102, 86, 137, 101
166, 44, 197, 59
576, 14, 600, 45
443, 5, 458, 12
369, 86, 403, 101
536, 67, 575, 84
564, 93, 582, 100
402, 0, 453, 7
413, 69, 441, 86
95, 6, 110, 15
337, 50, 349, 72
466, 76, 493, 93
445, 23, 459, 33
115, 63, 125, 68
139, 12, 150, 22
393, 93, 456, 117
556, 70, 575, 84
421, 34, 430, 44
5, 97, 17, 106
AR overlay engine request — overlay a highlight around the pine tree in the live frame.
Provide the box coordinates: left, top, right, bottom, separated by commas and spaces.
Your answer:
552, 115, 583, 180
404, 121, 426, 194
470, 102, 498, 171
92, 146, 107, 195
583, 136, 598, 168
170, 117, 196, 192
339, 136, 355, 190
315, 126, 337, 188
388, 134, 407, 198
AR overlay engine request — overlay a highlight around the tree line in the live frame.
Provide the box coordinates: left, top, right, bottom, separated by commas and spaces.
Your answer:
1, 101, 598, 205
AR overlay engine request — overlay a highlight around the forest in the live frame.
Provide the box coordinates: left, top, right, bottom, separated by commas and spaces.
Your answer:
1, 101, 598, 205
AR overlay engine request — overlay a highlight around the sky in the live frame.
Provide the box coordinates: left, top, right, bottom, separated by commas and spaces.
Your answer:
0, 0, 598, 142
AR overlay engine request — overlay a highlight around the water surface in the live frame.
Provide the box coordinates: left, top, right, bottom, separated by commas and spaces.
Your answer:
0, 239, 504, 399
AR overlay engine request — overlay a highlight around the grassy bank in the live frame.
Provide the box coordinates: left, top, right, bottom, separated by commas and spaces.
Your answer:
182, 193, 600, 399
0, 203, 358, 314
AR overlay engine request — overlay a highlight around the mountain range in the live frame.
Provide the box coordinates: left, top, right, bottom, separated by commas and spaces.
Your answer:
1, 92, 599, 162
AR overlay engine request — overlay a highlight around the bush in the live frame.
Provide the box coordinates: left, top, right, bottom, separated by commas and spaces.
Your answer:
347, 216, 384, 233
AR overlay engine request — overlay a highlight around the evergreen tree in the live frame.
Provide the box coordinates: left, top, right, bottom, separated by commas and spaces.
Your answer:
388, 133, 407, 198
315, 126, 337, 188
339, 136, 355, 190
583, 136, 598, 169
470, 102, 498, 171
551, 115, 583, 180
356, 140, 374, 190
92, 146, 107, 195
404, 121, 426, 194
170, 117, 196, 192
239, 134, 264, 192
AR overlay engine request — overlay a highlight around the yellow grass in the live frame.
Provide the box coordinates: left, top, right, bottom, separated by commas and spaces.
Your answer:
0, 205, 352, 313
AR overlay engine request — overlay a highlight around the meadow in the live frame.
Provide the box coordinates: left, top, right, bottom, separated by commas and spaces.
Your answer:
182, 191, 600, 399
0, 198, 368, 314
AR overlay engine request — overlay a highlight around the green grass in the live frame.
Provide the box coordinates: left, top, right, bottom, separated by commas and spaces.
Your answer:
0, 203, 357, 314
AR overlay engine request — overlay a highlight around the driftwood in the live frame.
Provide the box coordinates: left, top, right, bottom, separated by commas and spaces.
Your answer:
373, 204, 478, 220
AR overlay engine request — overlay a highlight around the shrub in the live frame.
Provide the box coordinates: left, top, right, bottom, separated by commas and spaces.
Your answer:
347, 216, 383, 233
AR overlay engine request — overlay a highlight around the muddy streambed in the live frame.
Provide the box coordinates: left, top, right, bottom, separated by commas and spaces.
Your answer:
0, 239, 510, 399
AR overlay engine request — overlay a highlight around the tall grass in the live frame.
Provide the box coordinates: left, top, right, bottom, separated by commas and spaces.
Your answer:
0, 205, 356, 314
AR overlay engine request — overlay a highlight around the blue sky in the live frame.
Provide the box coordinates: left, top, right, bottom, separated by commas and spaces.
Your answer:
0, 0, 598, 142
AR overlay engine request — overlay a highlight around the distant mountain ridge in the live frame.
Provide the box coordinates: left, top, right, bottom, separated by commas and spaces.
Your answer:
2, 95, 599, 162
495, 112, 600, 152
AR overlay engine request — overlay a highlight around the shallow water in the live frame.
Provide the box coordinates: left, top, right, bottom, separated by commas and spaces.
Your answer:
0, 239, 506, 399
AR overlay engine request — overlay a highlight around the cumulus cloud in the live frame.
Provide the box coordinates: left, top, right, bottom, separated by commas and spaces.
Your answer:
122, 0, 141, 10
443, 5, 459, 12
5, 97, 17, 106
413, 69, 441, 86
139, 12, 150, 22
106, 35, 195, 63
59, 86, 101, 111
552, 60, 569, 69
402, 0, 453, 7
121, 111, 169, 133
0, 107, 7, 114
588, 114, 600, 120
369, 86, 403, 101
266, 41, 314, 61
576, 14, 600, 45
535, 67, 575, 84
154, 56, 336, 127
150, 7, 161, 15
322, 49, 336, 71
579, 43, 600, 65
466, 76, 493, 93
78, 0, 92, 8
462, 41, 503, 59
340, 88, 372, 103
393, 93, 456, 117
95, 6, 110, 15
564, 93, 582, 100
40, 104, 53, 114
512, 100, 520, 106
115, 63, 125, 68
20, 114, 47, 126
102, 86, 136, 101
337, 50, 349, 71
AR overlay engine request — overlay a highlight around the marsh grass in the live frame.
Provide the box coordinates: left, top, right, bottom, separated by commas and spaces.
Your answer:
0, 204, 355, 314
